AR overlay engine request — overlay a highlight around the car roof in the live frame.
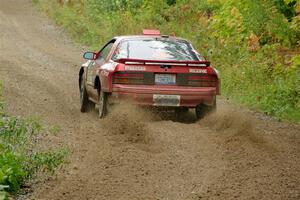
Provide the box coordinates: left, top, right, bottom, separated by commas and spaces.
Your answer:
113, 35, 189, 42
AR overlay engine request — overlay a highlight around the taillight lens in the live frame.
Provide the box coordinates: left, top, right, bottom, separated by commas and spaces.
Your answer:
113, 72, 144, 84
186, 75, 217, 87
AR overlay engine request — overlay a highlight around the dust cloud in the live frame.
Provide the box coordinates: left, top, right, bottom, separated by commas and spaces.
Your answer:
102, 101, 156, 144
200, 106, 265, 144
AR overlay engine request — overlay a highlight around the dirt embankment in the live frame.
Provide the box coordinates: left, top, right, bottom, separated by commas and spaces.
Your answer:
0, 1, 299, 200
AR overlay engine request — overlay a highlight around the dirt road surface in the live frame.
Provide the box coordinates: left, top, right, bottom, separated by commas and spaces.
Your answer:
0, 1, 299, 200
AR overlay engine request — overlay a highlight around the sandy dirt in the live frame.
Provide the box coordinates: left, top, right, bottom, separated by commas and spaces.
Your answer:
0, 1, 299, 200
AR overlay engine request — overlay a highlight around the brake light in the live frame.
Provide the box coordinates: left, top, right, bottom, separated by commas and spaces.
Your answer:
187, 75, 217, 87
113, 72, 144, 84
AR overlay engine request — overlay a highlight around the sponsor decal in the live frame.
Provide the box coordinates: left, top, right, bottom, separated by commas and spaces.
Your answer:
125, 66, 146, 71
189, 69, 207, 73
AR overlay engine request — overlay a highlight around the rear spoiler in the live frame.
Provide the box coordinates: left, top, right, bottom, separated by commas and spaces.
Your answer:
116, 58, 210, 67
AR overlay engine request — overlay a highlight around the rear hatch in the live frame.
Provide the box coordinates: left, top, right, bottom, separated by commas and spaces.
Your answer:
113, 58, 219, 89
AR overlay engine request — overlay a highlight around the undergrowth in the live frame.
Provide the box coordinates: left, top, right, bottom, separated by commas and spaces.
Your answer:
34, 0, 300, 122
0, 81, 67, 199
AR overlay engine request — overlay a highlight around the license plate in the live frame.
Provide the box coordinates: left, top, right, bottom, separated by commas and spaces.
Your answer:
153, 94, 180, 107
155, 74, 176, 85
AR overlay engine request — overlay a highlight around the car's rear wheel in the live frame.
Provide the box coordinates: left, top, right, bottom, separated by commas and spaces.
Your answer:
195, 98, 216, 120
80, 76, 94, 112
98, 90, 109, 118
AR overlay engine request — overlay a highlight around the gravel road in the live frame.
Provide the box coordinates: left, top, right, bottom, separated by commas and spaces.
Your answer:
0, 1, 299, 199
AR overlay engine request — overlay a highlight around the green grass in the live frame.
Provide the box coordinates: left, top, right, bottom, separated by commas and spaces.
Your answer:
49, 125, 62, 136
0, 82, 67, 199
34, 0, 300, 122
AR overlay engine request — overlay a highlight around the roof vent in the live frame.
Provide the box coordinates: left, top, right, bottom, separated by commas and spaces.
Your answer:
143, 29, 161, 35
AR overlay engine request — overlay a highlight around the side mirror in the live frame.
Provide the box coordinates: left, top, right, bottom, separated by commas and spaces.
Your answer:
83, 52, 96, 60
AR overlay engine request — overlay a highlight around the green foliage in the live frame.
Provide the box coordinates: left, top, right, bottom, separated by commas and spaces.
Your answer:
0, 84, 67, 195
211, 0, 297, 46
49, 125, 61, 135
0, 116, 67, 194
34, 0, 300, 122
29, 149, 67, 174
0, 82, 3, 116
274, 0, 297, 20
0, 152, 26, 192
0, 185, 9, 200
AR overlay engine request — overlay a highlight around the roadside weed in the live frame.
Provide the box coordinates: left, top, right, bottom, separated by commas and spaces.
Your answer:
0, 82, 67, 196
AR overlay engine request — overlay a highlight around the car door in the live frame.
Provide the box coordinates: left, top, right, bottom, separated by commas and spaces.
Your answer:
86, 40, 115, 101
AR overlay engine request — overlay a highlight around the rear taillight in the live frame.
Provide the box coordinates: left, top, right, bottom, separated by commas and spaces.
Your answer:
185, 75, 217, 87
113, 72, 144, 84
188, 75, 217, 87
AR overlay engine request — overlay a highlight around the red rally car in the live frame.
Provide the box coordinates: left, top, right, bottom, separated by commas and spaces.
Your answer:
79, 30, 220, 119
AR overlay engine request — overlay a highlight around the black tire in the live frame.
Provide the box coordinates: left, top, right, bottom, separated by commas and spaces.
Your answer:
80, 75, 94, 112
98, 90, 109, 118
195, 98, 216, 120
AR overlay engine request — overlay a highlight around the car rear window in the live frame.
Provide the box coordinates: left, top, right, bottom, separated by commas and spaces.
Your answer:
111, 38, 200, 61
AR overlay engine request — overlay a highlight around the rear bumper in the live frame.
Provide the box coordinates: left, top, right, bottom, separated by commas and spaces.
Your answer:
111, 84, 217, 107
